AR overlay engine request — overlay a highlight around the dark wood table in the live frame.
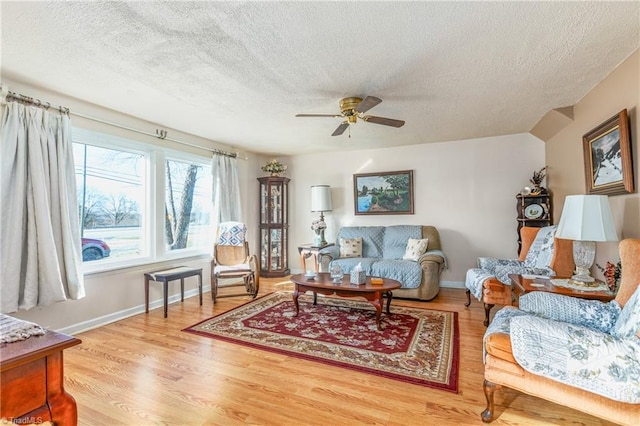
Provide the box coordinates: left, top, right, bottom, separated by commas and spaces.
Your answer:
509, 274, 615, 304
145, 266, 203, 318
1, 329, 81, 425
290, 273, 401, 330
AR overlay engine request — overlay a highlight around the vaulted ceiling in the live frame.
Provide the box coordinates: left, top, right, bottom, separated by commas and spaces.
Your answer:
2, 1, 639, 155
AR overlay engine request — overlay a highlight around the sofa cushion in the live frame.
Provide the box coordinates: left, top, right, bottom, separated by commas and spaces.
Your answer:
330, 258, 377, 275
337, 226, 385, 258
612, 283, 640, 339
370, 259, 422, 289
382, 225, 422, 259
339, 237, 362, 258
402, 238, 429, 261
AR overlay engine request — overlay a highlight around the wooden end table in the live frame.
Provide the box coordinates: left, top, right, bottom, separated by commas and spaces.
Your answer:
509, 274, 615, 305
297, 243, 334, 273
1, 328, 81, 425
290, 273, 401, 330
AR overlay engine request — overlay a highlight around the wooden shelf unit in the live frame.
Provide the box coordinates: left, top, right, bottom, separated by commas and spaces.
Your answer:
516, 190, 552, 255
258, 176, 290, 277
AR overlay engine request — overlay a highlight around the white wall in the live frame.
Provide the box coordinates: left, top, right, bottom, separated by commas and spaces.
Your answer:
285, 133, 545, 284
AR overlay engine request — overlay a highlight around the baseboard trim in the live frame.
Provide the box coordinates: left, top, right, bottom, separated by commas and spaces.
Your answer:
440, 281, 464, 289
58, 285, 212, 335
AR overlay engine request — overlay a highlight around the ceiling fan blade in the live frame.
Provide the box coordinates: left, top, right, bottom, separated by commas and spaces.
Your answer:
332, 121, 349, 136
295, 114, 342, 118
363, 115, 405, 128
355, 96, 382, 114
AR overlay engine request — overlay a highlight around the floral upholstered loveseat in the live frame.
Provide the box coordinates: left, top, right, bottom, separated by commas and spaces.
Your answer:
481, 238, 640, 425
318, 225, 446, 300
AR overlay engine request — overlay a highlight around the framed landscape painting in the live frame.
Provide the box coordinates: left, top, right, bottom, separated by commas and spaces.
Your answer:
353, 170, 414, 215
582, 109, 635, 195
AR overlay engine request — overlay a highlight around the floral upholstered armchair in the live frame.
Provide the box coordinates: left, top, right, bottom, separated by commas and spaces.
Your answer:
481, 238, 640, 425
465, 225, 574, 325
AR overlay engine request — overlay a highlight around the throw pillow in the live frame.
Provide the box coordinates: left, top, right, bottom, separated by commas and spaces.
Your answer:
611, 283, 640, 339
402, 238, 429, 261
339, 237, 362, 258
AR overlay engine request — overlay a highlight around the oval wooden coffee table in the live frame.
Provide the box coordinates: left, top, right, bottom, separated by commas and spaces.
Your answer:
290, 273, 401, 330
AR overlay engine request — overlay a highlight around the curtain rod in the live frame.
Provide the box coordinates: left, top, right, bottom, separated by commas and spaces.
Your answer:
5, 90, 71, 116
1, 88, 246, 160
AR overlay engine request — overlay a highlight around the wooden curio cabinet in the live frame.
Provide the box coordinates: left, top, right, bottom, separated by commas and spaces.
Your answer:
258, 176, 290, 277
516, 189, 552, 255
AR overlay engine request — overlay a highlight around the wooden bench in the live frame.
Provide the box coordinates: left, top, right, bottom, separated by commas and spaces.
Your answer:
144, 266, 203, 318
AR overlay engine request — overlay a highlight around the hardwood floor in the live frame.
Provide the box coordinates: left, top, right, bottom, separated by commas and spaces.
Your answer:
64, 277, 615, 425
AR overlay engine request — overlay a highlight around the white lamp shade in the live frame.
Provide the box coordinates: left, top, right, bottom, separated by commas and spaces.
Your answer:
555, 195, 618, 242
311, 185, 332, 212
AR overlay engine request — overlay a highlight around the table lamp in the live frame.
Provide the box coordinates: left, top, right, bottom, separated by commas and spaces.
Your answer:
555, 194, 618, 282
311, 185, 332, 246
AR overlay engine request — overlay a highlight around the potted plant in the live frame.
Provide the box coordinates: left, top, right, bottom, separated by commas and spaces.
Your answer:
530, 167, 546, 194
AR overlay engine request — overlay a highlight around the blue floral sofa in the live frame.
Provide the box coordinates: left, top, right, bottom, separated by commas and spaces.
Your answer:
318, 225, 446, 300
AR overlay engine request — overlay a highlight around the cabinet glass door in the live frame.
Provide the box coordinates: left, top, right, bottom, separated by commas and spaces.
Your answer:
260, 228, 287, 272
270, 183, 282, 224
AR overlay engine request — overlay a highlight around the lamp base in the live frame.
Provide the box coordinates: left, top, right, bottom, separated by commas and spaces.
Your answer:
572, 240, 596, 283
313, 229, 327, 247
571, 272, 596, 283
319, 228, 327, 246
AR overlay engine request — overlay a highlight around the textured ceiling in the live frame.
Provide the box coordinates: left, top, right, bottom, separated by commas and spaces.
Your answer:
1, 1, 639, 155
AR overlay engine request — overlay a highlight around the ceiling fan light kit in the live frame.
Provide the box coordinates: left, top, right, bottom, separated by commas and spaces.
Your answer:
296, 96, 405, 136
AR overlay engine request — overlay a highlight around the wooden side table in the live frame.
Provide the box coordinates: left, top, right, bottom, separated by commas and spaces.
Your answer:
298, 243, 334, 273
145, 266, 203, 318
509, 274, 615, 305
1, 328, 81, 425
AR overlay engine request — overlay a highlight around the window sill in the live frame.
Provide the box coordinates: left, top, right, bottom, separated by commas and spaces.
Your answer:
82, 251, 211, 277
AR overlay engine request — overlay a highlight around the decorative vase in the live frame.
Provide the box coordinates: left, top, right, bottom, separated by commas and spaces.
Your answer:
271, 172, 280, 177
314, 233, 322, 246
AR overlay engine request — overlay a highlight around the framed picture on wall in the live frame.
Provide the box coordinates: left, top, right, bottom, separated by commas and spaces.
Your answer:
353, 170, 414, 215
582, 109, 635, 195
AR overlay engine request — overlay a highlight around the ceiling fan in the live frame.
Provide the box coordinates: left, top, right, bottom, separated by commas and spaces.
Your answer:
295, 96, 405, 136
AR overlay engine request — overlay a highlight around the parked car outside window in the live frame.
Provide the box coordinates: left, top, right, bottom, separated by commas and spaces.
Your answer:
81, 237, 111, 262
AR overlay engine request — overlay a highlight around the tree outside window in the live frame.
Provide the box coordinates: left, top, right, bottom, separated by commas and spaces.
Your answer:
165, 158, 212, 251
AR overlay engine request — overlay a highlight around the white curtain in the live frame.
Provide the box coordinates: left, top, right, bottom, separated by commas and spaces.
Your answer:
1, 102, 85, 313
211, 154, 242, 223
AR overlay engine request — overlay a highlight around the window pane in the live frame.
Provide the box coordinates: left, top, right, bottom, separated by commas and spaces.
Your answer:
165, 159, 212, 251
73, 143, 146, 262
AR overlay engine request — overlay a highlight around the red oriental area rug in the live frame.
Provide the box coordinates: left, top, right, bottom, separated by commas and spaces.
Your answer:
183, 292, 459, 392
